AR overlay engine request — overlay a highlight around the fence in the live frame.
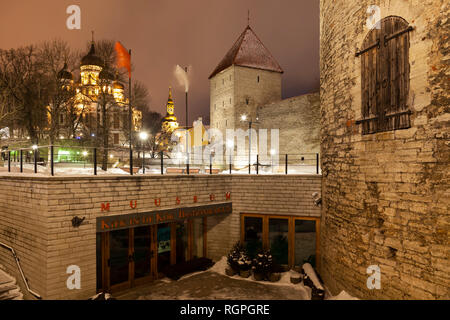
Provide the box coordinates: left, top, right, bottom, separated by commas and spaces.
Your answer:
0, 146, 321, 176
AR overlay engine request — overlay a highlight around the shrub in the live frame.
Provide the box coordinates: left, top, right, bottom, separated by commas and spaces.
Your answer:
227, 241, 245, 272
252, 250, 273, 277
237, 251, 252, 271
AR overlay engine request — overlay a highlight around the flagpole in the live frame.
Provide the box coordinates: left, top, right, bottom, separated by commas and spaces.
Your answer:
185, 66, 189, 175
129, 49, 133, 176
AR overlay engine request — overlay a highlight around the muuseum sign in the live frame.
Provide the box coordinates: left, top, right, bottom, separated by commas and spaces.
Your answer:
97, 202, 232, 232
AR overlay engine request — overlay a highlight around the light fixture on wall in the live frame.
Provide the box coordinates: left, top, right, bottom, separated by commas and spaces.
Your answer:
71, 216, 86, 228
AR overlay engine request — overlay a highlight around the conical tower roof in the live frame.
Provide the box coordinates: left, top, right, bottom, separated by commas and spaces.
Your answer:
209, 25, 283, 79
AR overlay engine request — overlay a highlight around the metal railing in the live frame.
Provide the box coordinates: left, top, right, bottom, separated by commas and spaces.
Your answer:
0, 145, 321, 176
0, 241, 42, 299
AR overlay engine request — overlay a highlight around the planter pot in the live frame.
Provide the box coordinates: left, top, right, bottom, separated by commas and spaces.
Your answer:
312, 288, 325, 301
253, 272, 265, 281
225, 267, 237, 277
290, 276, 302, 284
239, 270, 251, 278
269, 273, 281, 282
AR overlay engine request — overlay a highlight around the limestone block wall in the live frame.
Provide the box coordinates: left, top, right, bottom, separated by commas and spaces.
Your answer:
320, 0, 449, 300
0, 173, 321, 300
210, 67, 235, 133
257, 93, 320, 155
0, 176, 49, 300
209, 65, 282, 135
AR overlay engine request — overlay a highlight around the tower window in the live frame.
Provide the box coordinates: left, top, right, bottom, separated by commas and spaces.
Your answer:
257, 76, 260, 83
356, 16, 412, 134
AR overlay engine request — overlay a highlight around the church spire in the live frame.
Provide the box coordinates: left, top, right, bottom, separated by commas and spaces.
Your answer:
166, 87, 175, 115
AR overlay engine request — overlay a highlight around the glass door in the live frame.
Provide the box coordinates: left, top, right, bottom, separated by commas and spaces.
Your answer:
294, 219, 317, 267
176, 221, 188, 264
243, 216, 263, 259
157, 223, 172, 275
268, 218, 289, 266
109, 229, 131, 290
132, 226, 153, 286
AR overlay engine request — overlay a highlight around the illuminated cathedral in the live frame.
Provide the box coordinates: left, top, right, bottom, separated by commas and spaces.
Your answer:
56, 40, 142, 146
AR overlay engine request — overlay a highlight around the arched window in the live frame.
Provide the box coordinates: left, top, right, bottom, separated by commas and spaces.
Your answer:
356, 16, 413, 134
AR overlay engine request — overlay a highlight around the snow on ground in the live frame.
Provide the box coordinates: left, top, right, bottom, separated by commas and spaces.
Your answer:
326, 290, 359, 300
207, 257, 311, 298
303, 263, 324, 290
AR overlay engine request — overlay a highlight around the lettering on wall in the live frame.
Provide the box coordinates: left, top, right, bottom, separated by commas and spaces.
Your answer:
100, 193, 232, 212
97, 202, 232, 232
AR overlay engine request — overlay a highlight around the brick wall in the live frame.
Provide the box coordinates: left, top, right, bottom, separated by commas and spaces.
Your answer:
320, 0, 449, 299
0, 174, 321, 300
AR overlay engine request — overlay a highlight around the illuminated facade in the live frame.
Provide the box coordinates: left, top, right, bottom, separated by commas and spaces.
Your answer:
57, 41, 142, 146
161, 87, 179, 134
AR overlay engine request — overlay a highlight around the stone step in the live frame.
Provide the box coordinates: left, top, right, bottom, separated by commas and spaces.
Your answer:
0, 284, 17, 294
0, 290, 21, 300
0, 268, 23, 300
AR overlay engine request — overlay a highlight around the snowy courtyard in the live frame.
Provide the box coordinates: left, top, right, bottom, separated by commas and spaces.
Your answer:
115, 257, 356, 301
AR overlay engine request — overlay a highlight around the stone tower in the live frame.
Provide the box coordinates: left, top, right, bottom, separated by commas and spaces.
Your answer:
209, 25, 283, 137
320, 0, 449, 299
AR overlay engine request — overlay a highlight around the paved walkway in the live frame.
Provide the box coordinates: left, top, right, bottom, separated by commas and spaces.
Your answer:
116, 271, 309, 300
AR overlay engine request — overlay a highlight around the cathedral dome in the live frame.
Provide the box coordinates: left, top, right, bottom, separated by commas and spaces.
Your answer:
57, 63, 73, 81
81, 43, 103, 67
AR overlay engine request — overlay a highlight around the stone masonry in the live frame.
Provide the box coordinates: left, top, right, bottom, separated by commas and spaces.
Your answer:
0, 173, 320, 300
319, 0, 449, 299
257, 93, 321, 155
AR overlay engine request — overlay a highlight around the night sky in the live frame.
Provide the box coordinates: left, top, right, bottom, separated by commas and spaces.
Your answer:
0, 0, 319, 125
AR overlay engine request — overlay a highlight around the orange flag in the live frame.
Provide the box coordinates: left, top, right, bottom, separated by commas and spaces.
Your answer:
115, 41, 131, 78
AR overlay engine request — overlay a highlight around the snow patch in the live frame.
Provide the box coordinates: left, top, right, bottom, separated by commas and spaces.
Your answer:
327, 290, 359, 300
302, 263, 324, 290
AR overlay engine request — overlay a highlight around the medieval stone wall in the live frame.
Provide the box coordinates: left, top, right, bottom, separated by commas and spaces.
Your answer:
257, 93, 320, 155
209, 65, 282, 134
0, 173, 320, 300
0, 177, 49, 300
320, 0, 449, 299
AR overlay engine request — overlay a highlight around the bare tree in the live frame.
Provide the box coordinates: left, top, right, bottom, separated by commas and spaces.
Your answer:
0, 46, 48, 144
37, 40, 78, 145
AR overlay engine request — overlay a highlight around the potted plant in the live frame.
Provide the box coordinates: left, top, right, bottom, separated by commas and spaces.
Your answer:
252, 250, 273, 281
226, 242, 244, 276
238, 251, 252, 278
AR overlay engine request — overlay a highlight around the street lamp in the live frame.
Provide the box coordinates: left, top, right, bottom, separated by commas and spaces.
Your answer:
240, 114, 259, 174
139, 132, 149, 174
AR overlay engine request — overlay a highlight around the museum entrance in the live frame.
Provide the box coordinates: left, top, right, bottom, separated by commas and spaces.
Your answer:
97, 226, 158, 292
97, 218, 207, 293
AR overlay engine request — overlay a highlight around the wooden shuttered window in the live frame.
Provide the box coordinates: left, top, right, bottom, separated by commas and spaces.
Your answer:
357, 16, 412, 134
